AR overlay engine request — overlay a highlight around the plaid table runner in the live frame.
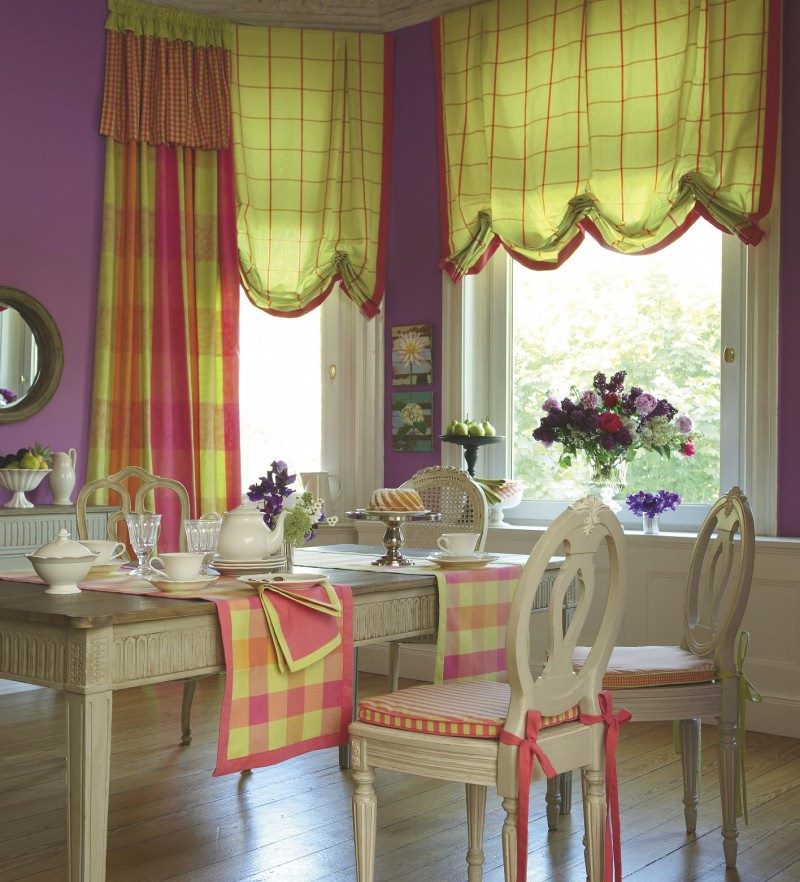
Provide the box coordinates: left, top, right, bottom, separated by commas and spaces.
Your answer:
1, 571, 353, 776
294, 549, 522, 684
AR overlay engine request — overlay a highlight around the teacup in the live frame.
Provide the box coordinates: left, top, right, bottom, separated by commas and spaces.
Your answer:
436, 533, 480, 557
81, 540, 127, 566
150, 552, 205, 582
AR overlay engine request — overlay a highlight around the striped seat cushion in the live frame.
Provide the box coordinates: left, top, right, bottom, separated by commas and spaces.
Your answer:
357, 680, 579, 739
573, 645, 715, 689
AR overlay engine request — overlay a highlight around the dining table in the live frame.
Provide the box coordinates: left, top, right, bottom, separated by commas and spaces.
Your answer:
0, 544, 572, 882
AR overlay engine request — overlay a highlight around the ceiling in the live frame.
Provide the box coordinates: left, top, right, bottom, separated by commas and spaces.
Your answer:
141, 0, 482, 32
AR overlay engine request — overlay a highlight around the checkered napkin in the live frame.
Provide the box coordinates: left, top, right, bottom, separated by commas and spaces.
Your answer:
434, 565, 521, 684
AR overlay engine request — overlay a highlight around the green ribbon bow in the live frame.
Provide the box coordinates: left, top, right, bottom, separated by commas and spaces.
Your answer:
717, 630, 763, 823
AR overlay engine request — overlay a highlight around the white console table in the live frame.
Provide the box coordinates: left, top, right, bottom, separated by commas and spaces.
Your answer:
0, 506, 112, 571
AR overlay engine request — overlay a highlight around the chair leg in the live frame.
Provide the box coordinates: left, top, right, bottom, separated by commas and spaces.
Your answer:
465, 783, 487, 882
352, 762, 377, 882
388, 641, 401, 693
718, 720, 739, 867
180, 678, 198, 746
679, 718, 701, 834
560, 771, 573, 815
581, 768, 606, 882
501, 796, 517, 882
545, 775, 562, 831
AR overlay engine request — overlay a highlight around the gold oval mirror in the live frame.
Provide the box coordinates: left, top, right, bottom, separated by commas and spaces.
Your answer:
0, 286, 63, 423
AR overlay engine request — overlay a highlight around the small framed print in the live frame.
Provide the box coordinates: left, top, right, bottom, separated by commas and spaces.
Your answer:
392, 391, 433, 452
391, 323, 433, 386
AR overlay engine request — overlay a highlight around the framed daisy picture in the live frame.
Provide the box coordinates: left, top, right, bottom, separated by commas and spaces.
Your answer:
391, 323, 433, 386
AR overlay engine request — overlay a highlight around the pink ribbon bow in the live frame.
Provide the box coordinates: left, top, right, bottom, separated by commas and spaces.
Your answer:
580, 690, 632, 882
499, 710, 557, 882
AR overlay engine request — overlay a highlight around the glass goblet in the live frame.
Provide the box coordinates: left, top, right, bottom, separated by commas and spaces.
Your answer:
184, 514, 222, 575
125, 512, 162, 578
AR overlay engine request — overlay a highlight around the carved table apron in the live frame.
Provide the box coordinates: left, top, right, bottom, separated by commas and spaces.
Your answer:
0, 553, 568, 882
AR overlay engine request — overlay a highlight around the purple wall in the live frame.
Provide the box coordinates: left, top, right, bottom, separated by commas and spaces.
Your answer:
777, 2, 799, 536
383, 23, 443, 487
0, 0, 106, 504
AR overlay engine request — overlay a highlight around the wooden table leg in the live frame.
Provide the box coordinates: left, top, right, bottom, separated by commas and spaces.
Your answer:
340, 647, 360, 770
66, 690, 112, 882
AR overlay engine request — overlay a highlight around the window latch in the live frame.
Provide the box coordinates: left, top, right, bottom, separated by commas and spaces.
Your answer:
723, 347, 736, 364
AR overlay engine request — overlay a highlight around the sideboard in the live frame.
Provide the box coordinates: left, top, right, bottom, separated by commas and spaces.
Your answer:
0, 506, 113, 571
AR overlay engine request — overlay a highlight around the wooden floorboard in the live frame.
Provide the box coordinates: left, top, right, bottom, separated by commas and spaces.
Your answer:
0, 674, 797, 882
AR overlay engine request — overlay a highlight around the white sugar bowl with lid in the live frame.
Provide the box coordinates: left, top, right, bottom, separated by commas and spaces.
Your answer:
27, 529, 99, 595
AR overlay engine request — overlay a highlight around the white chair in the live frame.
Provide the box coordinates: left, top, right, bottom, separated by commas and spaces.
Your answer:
567, 486, 755, 868
349, 497, 629, 882
76, 466, 199, 746
387, 466, 489, 691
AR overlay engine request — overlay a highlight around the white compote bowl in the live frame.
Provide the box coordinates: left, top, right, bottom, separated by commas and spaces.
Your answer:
0, 468, 51, 508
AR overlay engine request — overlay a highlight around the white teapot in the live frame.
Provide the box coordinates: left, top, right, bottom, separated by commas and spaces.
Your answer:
216, 496, 288, 561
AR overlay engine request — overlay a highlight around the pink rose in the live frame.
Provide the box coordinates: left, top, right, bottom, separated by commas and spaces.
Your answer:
675, 414, 693, 434
681, 441, 696, 457
580, 390, 599, 409
542, 396, 560, 412
635, 393, 657, 415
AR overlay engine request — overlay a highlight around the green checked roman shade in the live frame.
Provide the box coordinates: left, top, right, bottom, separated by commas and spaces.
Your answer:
436, 0, 780, 281
231, 26, 392, 316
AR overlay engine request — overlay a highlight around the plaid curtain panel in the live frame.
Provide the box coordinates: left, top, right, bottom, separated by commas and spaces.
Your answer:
231, 26, 393, 316
436, 0, 780, 281
101, 0, 231, 149
88, 139, 242, 529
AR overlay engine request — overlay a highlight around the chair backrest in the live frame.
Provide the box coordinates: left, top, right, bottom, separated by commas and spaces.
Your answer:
683, 486, 755, 674
398, 466, 489, 551
76, 465, 191, 553
503, 496, 628, 735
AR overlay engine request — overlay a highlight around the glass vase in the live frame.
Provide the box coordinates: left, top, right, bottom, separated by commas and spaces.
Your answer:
642, 514, 660, 535
283, 540, 294, 573
588, 461, 628, 513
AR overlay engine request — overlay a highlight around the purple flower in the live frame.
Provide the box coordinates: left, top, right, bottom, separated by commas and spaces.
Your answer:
617, 427, 633, 447
675, 414, 693, 434
601, 434, 616, 450
635, 393, 658, 415
626, 490, 682, 517
570, 409, 585, 426
593, 372, 607, 392
548, 409, 569, 428
533, 426, 555, 447
649, 399, 678, 421
0, 388, 16, 405
247, 460, 297, 528
542, 396, 560, 412
609, 371, 627, 392
561, 398, 576, 414
580, 390, 599, 409
584, 410, 600, 431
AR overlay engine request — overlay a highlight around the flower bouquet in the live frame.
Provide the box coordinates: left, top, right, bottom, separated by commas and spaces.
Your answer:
247, 460, 296, 528
626, 490, 682, 534
532, 370, 695, 508
283, 490, 338, 570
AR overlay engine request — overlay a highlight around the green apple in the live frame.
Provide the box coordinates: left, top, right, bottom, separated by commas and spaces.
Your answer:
467, 422, 485, 436
452, 421, 469, 436
482, 420, 496, 436
20, 452, 39, 470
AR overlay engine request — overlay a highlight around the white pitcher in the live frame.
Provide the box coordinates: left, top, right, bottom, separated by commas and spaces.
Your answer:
49, 448, 77, 505
299, 471, 341, 513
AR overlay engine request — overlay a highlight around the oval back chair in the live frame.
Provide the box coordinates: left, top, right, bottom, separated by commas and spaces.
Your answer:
568, 487, 755, 868
349, 497, 628, 882
387, 466, 489, 691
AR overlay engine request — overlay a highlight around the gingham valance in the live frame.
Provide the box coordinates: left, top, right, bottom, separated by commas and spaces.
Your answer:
100, 0, 232, 149
231, 26, 393, 317
436, 0, 780, 282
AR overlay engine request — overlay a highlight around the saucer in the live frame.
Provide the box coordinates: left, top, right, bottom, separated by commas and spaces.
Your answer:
87, 562, 127, 576
238, 572, 325, 590
151, 575, 218, 593
214, 557, 286, 575
427, 552, 500, 570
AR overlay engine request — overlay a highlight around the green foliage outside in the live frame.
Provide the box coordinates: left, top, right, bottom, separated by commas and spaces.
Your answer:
511, 225, 722, 504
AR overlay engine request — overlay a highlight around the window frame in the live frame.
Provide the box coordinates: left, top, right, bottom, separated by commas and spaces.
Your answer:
441, 216, 780, 535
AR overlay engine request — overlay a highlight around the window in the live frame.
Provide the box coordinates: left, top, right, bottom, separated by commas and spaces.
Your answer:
238, 290, 384, 514
447, 221, 760, 530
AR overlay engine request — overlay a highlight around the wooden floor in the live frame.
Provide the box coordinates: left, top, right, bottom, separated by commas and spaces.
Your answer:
1, 674, 799, 882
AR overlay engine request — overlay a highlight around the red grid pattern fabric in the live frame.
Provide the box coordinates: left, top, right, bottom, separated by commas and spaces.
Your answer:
435, 0, 780, 282
101, 27, 231, 149
231, 26, 393, 317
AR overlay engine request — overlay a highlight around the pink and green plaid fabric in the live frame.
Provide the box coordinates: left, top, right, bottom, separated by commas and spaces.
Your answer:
436, 0, 780, 281
434, 564, 521, 683
1, 572, 353, 776
101, 0, 231, 149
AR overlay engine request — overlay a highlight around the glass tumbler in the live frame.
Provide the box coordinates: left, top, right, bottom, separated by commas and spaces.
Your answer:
125, 512, 162, 578
184, 513, 222, 575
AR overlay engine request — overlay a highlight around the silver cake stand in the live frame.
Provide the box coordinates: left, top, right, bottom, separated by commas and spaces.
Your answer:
346, 509, 442, 566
